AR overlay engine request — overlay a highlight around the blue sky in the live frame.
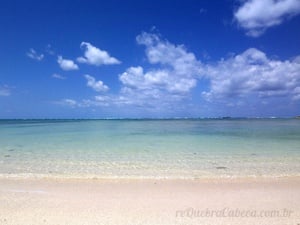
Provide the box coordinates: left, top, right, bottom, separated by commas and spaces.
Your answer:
1, 0, 300, 118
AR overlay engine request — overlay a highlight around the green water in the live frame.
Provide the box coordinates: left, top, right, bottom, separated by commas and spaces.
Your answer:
0, 119, 299, 179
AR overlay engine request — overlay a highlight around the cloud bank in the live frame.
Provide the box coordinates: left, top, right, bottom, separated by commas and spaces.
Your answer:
60, 33, 202, 113
58, 32, 300, 116
234, 0, 300, 37
203, 48, 300, 101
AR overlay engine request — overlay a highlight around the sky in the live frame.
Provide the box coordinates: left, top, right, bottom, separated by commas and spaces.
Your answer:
1, 0, 300, 118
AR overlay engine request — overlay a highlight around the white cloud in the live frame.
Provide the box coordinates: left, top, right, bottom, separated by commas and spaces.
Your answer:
57, 56, 79, 71
119, 66, 197, 94
202, 48, 300, 101
293, 87, 300, 100
61, 33, 202, 113
58, 99, 78, 107
234, 0, 300, 37
0, 85, 11, 97
52, 73, 66, 80
58, 32, 300, 117
136, 32, 202, 75
107, 32, 203, 111
84, 74, 109, 92
77, 42, 121, 66
119, 32, 201, 95
27, 48, 44, 61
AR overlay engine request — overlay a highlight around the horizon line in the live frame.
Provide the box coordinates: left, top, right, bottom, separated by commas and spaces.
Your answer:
0, 116, 299, 121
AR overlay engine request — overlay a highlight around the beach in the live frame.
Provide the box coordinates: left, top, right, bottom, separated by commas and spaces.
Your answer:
2, 0, 300, 223
1, 119, 300, 224
0, 177, 299, 225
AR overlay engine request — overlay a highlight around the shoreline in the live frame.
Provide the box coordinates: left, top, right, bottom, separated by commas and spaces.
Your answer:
1, 174, 300, 183
0, 177, 299, 225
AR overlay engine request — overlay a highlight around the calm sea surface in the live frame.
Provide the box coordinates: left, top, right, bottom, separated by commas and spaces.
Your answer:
0, 119, 299, 179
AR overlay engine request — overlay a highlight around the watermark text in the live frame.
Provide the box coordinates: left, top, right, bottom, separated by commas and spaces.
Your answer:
176, 207, 293, 218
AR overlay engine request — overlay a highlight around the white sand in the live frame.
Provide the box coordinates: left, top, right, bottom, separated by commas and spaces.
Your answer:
0, 177, 299, 225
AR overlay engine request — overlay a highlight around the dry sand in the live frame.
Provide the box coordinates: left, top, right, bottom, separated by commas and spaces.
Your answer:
0, 177, 299, 225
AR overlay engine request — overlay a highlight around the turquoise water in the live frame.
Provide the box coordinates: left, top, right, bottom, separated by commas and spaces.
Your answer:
0, 119, 300, 179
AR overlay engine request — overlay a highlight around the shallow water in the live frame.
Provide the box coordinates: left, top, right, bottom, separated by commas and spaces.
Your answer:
0, 119, 300, 179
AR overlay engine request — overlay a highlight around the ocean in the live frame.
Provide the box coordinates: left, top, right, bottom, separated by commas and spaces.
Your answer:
0, 119, 299, 179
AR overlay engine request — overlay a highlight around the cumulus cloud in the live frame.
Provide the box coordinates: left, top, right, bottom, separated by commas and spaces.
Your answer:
59, 32, 300, 116
57, 56, 79, 71
202, 48, 300, 101
77, 42, 121, 66
234, 0, 300, 37
61, 33, 202, 113
119, 66, 197, 94
119, 32, 201, 95
0, 85, 11, 97
108, 32, 203, 110
136, 32, 202, 75
27, 48, 44, 61
84, 74, 109, 92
